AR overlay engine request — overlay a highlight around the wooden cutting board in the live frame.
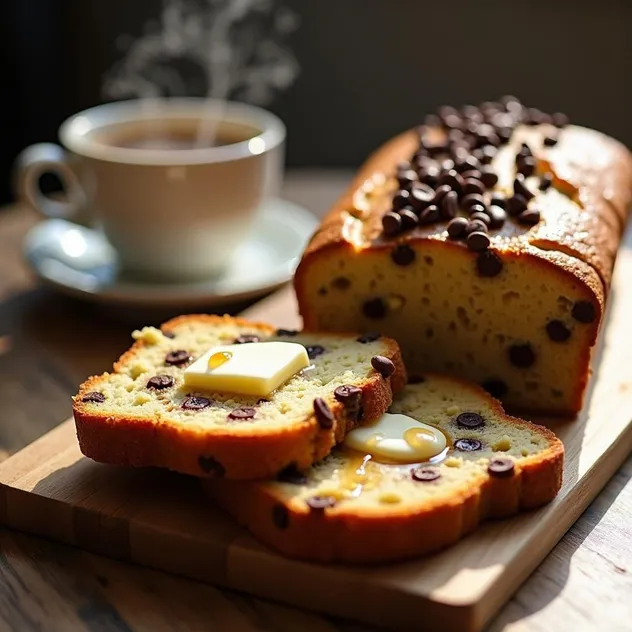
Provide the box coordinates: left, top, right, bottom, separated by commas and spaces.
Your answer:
2, 252, 632, 632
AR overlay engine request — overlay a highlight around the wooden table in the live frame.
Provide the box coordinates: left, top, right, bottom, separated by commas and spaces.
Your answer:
0, 171, 630, 632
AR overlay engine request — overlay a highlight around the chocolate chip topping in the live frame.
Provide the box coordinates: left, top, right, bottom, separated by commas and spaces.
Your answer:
440, 190, 459, 220
398, 208, 419, 230
313, 397, 334, 429
334, 384, 362, 406
305, 345, 325, 359
509, 343, 536, 368
482, 379, 508, 399
165, 350, 192, 366
456, 412, 486, 429
306, 495, 337, 510
371, 355, 396, 378
447, 217, 469, 239
516, 155, 536, 178
182, 396, 212, 410
543, 135, 558, 147
147, 375, 175, 390
382, 211, 403, 236
517, 208, 541, 225
272, 504, 289, 529
409, 183, 435, 210
486, 205, 507, 229
412, 467, 441, 482
198, 455, 225, 477
276, 328, 299, 336
81, 392, 105, 403
487, 457, 515, 478
480, 166, 499, 188
514, 175, 535, 201
357, 332, 381, 343
392, 189, 411, 210
507, 195, 528, 217
467, 231, 491, 252
539, 173, 553, 191
454, 438, 482, 452
228, 407, 256, 420
476, 251, 503, 277
277, 465, 307, 485
234, 334, 260, 344
572, 301, 596, 323
362, 298, 387, 319
391, 244, 416, 266
546, 320, 571, 342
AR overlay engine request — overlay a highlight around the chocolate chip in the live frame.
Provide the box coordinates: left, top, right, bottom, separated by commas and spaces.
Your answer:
468, 203, 487, 216
437, 170, 464, 196
392, 189, 411, 210
398, 208, 419, 230
371, 355, 396, 378
476, 251, 503, 277
357, 332, 380, 343
470, 212, 491, 227
572, 301, 596, 323
517, 143, 533, 158
456, 412, 486, 429
509, 343, 536, 368
516, 155, 536, 178
277, 465, 307, 485
391, 244, 416, 266
419, 164, 440, 187
483, 205, 505, 229
488, 457, 515, 478
447, 217, 468, 239
496, 126, 513, 143
462, 193, 485, 210
539, 174, 553, 191
165, 350, 192, 366
507, 195, 528, 216
436, 190, 456, 220
397, 169, 419, 189
409, 183, 435, 210
482, 379, 508, 398
461, 169, 482, 182
234, 334, 260, 344
408, 374, 425, 384
306, 345, 325, 359
313, 397, 334, 429
552, 112, 569, 127
454, 155, 480, 174
81, 392, 105, 403
334, 385, 362, 409
432, 184, 452, 205
546, 320, 571, 342
454, 438, 482, 452
277, 328, 299, 336
514, 175, 535, 201
490, 195, 507, 209
332, 276, 351, 290
272, 504, 289, 529
228, 407, 256, 420
363, 298, 387, 319
306, 495, 337, 510
465, 219, 488, 235
478, 145, 497, 164
198, 455, 225, 477
480, 166, 499, 189
517, 208, 541, 225
162, 330, 176, 339
463, 178, 485, 197
418, 205, 440, 224
467, 231, 491, 252
543, 135, 558, 147
147, 375, 175, 390
382, 211, 402, 236
182, 396, 212, 410
411, 467, 441, 482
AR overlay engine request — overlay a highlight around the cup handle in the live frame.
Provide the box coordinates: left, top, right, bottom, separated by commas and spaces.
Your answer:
13, 143, 87, 220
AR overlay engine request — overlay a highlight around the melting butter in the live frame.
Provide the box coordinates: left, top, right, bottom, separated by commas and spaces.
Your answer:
343, 413, 447, 463
184, 341, 309, 397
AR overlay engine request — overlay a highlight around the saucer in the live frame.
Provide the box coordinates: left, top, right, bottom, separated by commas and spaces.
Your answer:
23, 199, 318, 309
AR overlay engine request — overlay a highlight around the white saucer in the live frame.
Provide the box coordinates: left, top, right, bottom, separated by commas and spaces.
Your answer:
23, 199, 318, 309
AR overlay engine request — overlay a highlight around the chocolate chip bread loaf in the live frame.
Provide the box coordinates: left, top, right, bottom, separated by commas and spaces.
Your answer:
205, 374, 564, 563
73, 316, 405, 480
295, 97, 632, 415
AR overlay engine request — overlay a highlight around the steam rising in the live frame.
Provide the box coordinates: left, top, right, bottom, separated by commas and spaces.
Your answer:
103, 0, 300, 105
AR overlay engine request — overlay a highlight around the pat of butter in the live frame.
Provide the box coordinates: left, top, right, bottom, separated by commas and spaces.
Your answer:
183, 342, 309, 397
344, 413, 447, 463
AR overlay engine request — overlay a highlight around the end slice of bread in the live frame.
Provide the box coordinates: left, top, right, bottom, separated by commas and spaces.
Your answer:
204, 374, 564, 563
73, 315, 406, 480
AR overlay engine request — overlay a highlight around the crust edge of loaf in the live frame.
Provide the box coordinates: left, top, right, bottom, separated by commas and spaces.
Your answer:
73, 315, 407, 480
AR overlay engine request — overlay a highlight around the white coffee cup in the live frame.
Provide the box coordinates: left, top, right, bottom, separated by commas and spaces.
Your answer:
15, 98, 286, 280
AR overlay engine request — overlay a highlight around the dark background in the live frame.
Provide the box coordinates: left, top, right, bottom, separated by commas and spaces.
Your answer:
1, 0, 631, 205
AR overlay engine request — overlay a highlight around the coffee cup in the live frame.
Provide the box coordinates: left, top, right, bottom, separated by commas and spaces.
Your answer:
14, 98, 286, 280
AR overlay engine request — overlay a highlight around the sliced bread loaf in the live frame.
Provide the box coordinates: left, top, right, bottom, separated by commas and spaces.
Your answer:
205, 374, 564, 563
73, 315, 406, 480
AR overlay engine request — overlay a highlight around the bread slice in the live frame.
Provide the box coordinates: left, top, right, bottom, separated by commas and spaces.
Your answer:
205, 374, 564, 563
73, 315, 406, 480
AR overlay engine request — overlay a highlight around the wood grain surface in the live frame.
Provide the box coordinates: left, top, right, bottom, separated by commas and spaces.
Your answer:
0, 173, 630, 632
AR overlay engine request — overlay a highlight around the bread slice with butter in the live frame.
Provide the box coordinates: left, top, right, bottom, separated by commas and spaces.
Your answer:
205, 374, 563, 563
73, 315, 406, 480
